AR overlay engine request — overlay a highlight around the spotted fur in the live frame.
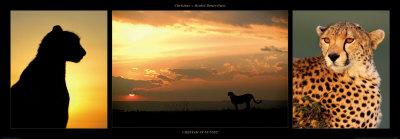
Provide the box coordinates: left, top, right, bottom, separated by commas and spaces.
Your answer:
293, 22, 384, 128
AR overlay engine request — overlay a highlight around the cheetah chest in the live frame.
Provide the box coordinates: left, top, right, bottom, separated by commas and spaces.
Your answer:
294, 67, 381, 128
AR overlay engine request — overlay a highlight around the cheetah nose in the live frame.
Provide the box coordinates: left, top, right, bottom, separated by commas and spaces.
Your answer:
328, 53, 340, 62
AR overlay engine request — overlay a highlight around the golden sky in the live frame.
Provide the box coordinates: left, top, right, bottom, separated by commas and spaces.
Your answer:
112, 11, 288, 102
11, 11, 107, 128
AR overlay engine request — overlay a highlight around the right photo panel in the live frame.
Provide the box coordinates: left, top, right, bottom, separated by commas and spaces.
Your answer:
292, 11, 390, 128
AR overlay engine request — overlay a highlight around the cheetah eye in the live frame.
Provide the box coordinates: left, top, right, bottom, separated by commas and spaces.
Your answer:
345, 38, 354, 43
323, 38, 330, 43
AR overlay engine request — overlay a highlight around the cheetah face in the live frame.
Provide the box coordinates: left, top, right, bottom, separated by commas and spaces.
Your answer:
316, 22, 384, 73
39, 25, 86, 63
60, 33, 86, 63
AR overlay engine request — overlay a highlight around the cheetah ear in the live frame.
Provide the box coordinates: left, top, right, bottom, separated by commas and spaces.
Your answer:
368, 29, 385, 50
316, 26, 327, 37
354, 23, 362, 29
52, 25, 63, 32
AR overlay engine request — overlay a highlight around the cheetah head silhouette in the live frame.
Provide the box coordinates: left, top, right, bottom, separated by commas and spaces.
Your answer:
37, 25, 86, 63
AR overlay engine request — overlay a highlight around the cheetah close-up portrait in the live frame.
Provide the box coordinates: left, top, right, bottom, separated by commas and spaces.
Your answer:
292, 22, 385, 128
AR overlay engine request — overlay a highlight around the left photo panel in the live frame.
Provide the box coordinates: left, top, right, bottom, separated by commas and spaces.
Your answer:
10, 11, 107, 128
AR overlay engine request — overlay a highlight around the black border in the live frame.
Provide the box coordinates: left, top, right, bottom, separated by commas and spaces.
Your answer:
107, 9, 113, 130
0, 0, 398, 138
288, 9, 293, 129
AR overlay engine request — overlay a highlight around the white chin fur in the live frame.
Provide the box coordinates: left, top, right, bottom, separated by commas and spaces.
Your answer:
329, 65, 348, 73
325, 57, 349, 73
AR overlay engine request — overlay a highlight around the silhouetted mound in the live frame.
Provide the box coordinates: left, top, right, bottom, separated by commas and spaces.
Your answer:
11, 25, 86, 128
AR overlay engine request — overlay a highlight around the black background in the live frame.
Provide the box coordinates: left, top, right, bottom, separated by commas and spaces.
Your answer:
0, 0, 397, 138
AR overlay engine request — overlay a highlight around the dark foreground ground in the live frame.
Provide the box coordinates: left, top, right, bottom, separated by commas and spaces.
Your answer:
112, 107, 288, 127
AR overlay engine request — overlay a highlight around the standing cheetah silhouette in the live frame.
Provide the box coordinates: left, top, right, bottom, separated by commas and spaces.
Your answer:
228, 91, 262, 111
11, 25, 86, 128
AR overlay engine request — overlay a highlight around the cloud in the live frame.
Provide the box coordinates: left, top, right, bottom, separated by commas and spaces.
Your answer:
229, 54, 288, 77
144, 69, 158, 77
260, 45, 287, 52
112, 76, 163, 97
272, 16, 288, 25
165, 67, 240, 81
272, 62, 285, 72
145, 54, 288, 82
157, 74, 175, 83
113, 11, 288, 28
169, 68, 217, 79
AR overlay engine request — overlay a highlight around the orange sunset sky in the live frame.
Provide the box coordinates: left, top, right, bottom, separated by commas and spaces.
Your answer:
112, 11, 288, 102
11, 11, 107, 128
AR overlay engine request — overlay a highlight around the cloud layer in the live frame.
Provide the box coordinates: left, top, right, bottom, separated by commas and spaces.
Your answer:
113, 11, 288, 28
260, 45, 288, 52
112, 53, 288, 101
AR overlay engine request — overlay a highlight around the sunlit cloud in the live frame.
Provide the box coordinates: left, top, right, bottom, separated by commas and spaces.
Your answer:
272, 16, 288, 25
144, 69, 158, 78
260, 45, 288, 52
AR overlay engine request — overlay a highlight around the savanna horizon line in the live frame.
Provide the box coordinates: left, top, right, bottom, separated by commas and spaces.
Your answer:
112, 99, 288, 102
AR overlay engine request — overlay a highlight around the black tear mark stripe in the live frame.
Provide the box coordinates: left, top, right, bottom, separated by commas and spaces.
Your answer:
343, 42, 349, 62
343, 29, 350, 62
358, 42, 364, 51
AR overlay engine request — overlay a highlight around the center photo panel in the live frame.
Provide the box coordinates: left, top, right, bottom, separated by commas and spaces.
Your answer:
111, 11, 289, 127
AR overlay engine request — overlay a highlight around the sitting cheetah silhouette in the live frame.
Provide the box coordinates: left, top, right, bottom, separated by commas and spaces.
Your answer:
11, 25, 86, 128
228, 91, 262, 111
